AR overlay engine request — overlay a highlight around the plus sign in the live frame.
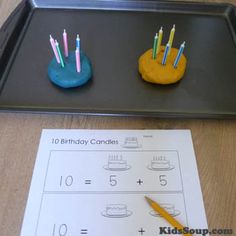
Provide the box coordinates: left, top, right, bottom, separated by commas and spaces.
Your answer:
138, 228, 145, 235
137, 179, 143, 185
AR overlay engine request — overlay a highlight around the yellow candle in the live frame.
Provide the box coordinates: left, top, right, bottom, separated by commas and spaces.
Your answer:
168, 24, 175, 55
156, 26, 163, 55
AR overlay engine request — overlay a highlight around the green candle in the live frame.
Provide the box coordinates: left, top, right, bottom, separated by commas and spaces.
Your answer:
55, 40, 65, 68
152, 33, 158, 59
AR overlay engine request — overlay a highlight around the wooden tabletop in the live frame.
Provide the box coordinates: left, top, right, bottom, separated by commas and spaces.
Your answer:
0, 1, 236, 235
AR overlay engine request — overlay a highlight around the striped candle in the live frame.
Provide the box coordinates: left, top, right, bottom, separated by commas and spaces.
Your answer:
168, 24, 175, 55
152, 33, 158, 59
173, 42, 185, 68
76, 34, 80, 49
49, 35, 60, 64
156, 26, 163, 55
63, 29, 69, 57
55, 40, 65, 68
75, 48, 81, 73
162, 43, 170, 65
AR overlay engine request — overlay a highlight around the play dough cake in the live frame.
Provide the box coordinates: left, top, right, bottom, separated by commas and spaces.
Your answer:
139, 46, 187, 85
48, 51, 92, 88
48, 32, 92, 89
139, 25, 187, 85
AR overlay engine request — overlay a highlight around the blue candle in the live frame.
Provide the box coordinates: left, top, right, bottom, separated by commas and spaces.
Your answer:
76, 34, 80, 49
173, 42, 185, 68
162, 43, 170, 65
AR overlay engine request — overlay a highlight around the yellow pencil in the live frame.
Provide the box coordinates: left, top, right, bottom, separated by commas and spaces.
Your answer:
145, 196, 192, 236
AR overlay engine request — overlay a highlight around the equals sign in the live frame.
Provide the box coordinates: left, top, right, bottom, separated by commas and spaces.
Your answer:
80, 229, 88, 234
85, 180, 92, 185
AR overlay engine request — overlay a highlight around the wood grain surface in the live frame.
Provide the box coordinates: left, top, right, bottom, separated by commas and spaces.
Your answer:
0, 1, 236, 236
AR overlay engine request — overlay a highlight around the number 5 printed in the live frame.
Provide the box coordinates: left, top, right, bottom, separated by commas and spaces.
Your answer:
109, 175, 117, 186
159, 175, 167, 186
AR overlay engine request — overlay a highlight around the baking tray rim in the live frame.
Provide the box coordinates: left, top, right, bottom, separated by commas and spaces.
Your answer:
0, 0, 236, 118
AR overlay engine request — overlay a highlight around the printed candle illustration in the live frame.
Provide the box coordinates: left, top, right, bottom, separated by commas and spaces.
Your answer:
173, 42, 185, 68
168, 25, 175, 55
152, 33, 158, 59
156, 26, 163, 55
63, 29, 69, 57
162, 43, 170, 65
55, 40, 65, 68
49, 35, 60, 64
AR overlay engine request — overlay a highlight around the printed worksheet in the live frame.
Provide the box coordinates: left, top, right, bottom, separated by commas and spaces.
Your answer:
20, 129, 208, 236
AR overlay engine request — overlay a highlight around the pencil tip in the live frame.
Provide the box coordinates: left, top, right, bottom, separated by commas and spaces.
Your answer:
145, 196, 153, 205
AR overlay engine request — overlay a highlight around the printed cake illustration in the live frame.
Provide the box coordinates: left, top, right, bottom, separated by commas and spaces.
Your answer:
150, 204, 180, 217
122, 137, 141, 148
148, 156, 174, 171
102, 204, 132, 218
104, 155, 131, 171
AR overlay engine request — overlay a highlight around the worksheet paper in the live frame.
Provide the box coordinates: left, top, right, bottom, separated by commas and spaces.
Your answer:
20, 129, 208, 236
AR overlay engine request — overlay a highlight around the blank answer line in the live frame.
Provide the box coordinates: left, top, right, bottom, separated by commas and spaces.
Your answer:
43, 190, 183, 194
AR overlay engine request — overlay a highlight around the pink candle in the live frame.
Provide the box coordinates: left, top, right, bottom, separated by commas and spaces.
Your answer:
63, 29, 69, 57
75, 48, 81, 73
49, 35, 60, 64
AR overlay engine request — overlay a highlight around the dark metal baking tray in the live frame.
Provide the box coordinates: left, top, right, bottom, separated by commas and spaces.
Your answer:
0, 0, 236, 118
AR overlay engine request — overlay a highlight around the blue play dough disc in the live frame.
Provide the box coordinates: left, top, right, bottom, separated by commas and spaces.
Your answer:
48, 51, 92, 88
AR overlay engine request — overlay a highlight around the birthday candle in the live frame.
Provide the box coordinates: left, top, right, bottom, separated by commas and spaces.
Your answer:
55, 40, 65, 68
76, 34, 80, 49
168, 24, 175, 55
152, 33, 158, 59
156, 26, 163, 55
63, 29, 69, 57
75, 48, 81, 73
173, 41, 185, 68
49, 35, 60, 64
162, 43, 170, 65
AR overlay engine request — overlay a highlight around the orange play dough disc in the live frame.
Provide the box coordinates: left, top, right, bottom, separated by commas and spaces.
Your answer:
138, 46, 187, 85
